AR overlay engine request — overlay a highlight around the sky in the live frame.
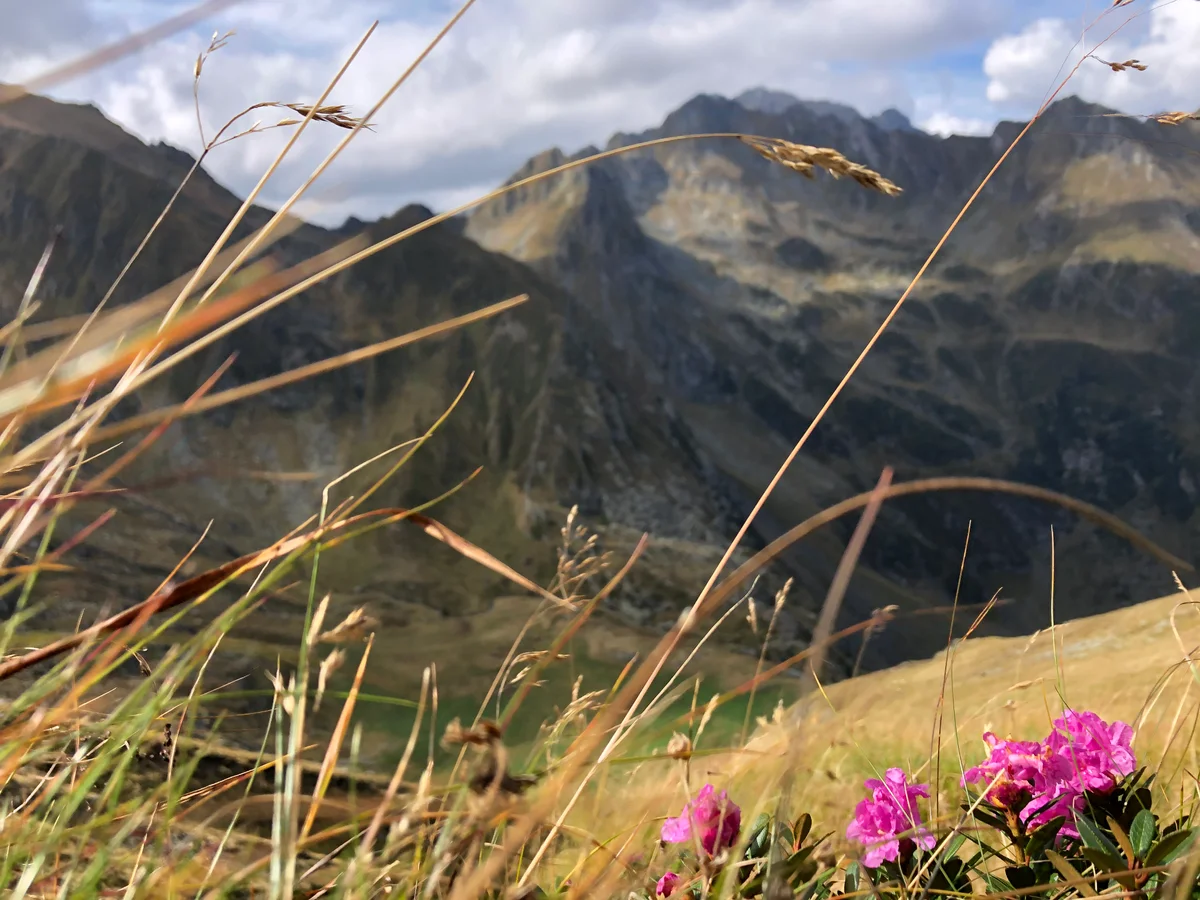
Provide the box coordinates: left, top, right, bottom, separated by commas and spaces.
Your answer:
0, 0, 1197, 226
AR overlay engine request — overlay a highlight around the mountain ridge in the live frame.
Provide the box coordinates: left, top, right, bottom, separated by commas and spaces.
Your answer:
1, 86, 1197, 698
466, 88, 1200, 665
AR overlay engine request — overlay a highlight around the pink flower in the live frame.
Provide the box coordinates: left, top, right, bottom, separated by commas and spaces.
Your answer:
656, 871, 681, 897
1019, 710, 1136, 840
661, 784, 742, 855
846, 768, 936, 868
962, 732, 1047, 809
1044, 710, 1135, 794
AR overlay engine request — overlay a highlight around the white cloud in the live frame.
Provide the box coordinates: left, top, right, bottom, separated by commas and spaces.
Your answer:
919, 111, 994, 137
984, 18, 1078, 105
0, 0, 103, 56
984, 3, 1200, 115
3, 0, 1004, 222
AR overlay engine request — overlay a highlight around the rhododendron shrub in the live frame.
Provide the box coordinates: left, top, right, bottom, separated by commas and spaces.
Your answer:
951, 709, 1196, 897
648, 784, 830, 899
635, 710, 1198, 900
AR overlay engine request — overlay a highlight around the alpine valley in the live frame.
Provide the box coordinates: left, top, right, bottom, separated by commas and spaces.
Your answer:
2, 86, 1199, 733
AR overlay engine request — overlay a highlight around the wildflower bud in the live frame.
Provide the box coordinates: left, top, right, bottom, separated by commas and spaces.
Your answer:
666, 732, 692, 761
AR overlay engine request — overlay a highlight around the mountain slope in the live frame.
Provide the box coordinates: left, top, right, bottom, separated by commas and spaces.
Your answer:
0, 91, 766, 711
467, 91, 1200, 669
4, 87, 1200, 695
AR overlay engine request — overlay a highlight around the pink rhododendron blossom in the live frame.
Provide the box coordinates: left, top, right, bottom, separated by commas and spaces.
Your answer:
1044, 710, 1135, 794
846, 768, 936, 868
656, 871, 681, 897
956, 711, 1136, 841
962, 732, 1046, 809
660, 784, 742, 855
1018, 710, 1136, 839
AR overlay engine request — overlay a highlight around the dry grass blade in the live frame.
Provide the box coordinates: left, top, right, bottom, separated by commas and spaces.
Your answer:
0, 498, 550, 681
674, 610, 896, 727
802, 466, 893, 690
740, 136, 903, 195
11, 215, 302, 352
301, 634, 374, 842
410, 511, 577, 611
447, 536, 649, 900
698, 474, 1191, 632
83, 294, 530, 447
0, 258, 280, 421
171, 3, 473, 335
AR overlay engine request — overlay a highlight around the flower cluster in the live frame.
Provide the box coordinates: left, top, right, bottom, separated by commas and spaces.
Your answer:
644, 710, 1169, 899
656, 784, 742, 896
661, 783, 742, 856
845, 768, 936, 868
962, 709, 1135, 839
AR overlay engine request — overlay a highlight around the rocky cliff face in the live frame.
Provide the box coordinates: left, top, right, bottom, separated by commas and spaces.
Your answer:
2, 88, 1198, 684
467, 91, 1200, 668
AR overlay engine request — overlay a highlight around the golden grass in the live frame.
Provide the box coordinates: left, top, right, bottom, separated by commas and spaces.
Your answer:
0, 0, 1194, 896
578, 586, 1200, 871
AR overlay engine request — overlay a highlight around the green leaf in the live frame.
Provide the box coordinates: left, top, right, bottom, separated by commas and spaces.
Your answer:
1026, 815, 1066, 860
963, 805, 1010, 832
1130, 785, 1154, 815
1004, 865, 1037, 889
941, 831, 967, 860
776, 820, 795, 852
927, 857, 971, 894
843, 861, 860, 896
738, 844, 818, 896
794, 812, 813, 847
1045, 849, 1098, 897
745, 812, 772, 860
1081, 847, 1136, 890
1076, 813, 1122, 860
982, 872, 1015, 892
1146, 828, 1196, 867
798, 866, 836, 900
1107, 815, 1136, 864
1130, 809, 1157, 860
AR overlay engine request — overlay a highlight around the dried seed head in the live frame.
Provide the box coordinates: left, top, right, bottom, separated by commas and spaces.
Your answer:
265, 669, 295, 717
696, 695, 719, 742
306, 594, 332, 647
774, 577, 793, 612
132, 649, 152, 678
318, 607, 378, 644
281, 102, 366, 131
740, 136, 903, 196
314, 648, 345, 712
1154, 111, 1200, 126
666, 732, 693, 761
441, 717, 503, 748
871, 604, 899, 631
1095, 57, 1147, 72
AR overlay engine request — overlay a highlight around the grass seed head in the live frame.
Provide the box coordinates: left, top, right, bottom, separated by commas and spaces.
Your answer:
318, 606, 379, 644
1094, 57, 1147, 72
740, 136, 903, 196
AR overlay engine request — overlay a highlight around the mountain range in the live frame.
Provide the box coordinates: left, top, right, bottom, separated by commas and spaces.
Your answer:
2, 84, 1198, 692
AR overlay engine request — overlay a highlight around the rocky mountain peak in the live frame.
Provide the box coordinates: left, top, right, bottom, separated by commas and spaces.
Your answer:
6, 84, 1200, 687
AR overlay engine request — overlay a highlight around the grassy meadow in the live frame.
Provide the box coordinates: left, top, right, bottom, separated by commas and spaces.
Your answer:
0, 2, 1198, 898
